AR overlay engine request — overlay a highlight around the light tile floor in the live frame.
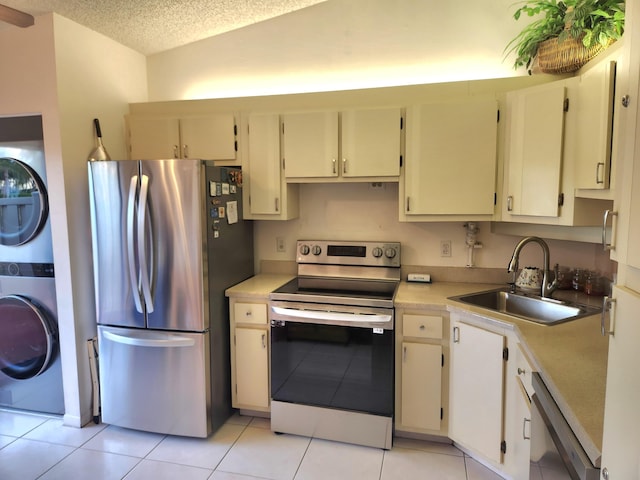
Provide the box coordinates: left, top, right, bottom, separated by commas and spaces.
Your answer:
0, 409, 505, 480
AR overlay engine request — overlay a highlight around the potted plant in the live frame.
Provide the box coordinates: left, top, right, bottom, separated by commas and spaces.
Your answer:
505, 0, 625, 74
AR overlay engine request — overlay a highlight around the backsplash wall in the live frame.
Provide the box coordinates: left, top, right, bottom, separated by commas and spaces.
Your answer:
254, 183, 614, 279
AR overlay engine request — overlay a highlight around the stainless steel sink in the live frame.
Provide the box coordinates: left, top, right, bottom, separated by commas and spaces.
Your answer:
449, 288, 602, 325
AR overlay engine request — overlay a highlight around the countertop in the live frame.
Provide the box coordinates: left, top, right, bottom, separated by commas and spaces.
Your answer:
395, 281, 608, 467
226, 275, 608, 466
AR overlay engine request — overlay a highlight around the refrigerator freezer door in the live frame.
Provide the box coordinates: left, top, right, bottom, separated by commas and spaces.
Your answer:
141, 159, 207, 331
98, 325, 211, 437
89, 160, 145, 328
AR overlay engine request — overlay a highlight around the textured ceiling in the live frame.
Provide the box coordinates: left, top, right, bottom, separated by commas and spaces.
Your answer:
0, 0, 327, 55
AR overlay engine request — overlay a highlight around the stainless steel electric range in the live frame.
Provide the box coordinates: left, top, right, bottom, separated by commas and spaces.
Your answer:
269, 240, 401, 449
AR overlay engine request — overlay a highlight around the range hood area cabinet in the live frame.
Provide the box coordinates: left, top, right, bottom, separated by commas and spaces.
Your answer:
240, 113, 299, 220
498, 55, 617, 228
126, 114, 238, 163
282, 108, 403, 181
399, 99, 499, 221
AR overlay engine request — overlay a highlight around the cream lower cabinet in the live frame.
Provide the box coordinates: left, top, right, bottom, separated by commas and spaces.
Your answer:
229, 300, 270, 412
449, 312, 506, 466
395, 310, 447, 437
503, 343, 534, 480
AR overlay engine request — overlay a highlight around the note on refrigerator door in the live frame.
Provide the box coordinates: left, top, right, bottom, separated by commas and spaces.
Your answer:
226, 201, 238, 224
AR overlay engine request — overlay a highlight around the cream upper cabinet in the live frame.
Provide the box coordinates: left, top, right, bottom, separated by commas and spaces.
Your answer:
402, 99, 498, 218
241, 113, 299, 220
128, 116, 180, 159
449, 315, 506, 465
341, 108, 402, 178
128, 114, 237, 161
574, 60, 616, 190
283, 111, 339, 178
503, 82, 566, 218
282, 108, 402, 180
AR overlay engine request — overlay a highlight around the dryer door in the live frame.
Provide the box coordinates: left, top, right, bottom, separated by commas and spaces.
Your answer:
0, 157, 49, 246
0, 295, 55, 379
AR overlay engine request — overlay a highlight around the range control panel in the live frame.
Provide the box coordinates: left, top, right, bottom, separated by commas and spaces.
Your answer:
0, 262, 54, 277
296, 240, 400, 267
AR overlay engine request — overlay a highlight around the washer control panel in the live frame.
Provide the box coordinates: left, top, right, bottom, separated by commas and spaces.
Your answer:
0, 262, 54, 277
296, 240, 400, 267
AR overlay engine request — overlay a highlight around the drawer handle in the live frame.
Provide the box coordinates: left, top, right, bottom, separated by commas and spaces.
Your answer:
419, 324, 425, 330
261, 333, 266, 349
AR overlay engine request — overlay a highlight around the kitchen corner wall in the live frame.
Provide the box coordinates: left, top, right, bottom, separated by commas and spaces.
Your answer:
255, 183, 614, 278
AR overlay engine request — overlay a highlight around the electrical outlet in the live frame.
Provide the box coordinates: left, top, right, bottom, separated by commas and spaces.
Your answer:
440, 240, 452, 257
276, 237, 286, 252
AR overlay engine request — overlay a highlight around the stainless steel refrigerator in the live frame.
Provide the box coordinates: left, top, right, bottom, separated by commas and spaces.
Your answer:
88, 159, 253, 437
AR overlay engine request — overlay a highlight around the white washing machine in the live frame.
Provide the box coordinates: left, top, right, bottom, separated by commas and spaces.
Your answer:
0, 115, 63, 414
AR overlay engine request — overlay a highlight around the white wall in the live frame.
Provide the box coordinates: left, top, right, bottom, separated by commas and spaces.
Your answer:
147, 0, 529, 100
0, 13, 147, 427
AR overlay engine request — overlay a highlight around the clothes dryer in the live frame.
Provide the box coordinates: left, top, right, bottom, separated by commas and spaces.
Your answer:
0, 115, 52, 264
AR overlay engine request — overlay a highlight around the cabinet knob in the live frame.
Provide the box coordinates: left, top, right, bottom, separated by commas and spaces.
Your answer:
517, 367, 526, 375
602, 467, 609, 480
245, 310, 252, 316
621, 95, 630, 108
419, 324, 425, 330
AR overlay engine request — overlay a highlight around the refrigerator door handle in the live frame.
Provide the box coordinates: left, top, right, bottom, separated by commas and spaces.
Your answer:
103, 330, 196, 348
138, 174, 155, 313
126, 175, 144, 313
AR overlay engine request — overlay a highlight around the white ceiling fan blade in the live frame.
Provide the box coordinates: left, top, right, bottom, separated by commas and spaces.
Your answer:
0, 3, 34, 27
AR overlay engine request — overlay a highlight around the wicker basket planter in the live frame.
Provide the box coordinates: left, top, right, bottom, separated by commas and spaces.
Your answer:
535, 35, 611, 74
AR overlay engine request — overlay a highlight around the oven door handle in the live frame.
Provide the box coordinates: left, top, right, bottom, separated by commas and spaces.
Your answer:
271, 306, 392, 324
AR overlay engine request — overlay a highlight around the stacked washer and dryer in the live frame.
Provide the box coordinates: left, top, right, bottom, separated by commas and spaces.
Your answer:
0, 115, 64, 415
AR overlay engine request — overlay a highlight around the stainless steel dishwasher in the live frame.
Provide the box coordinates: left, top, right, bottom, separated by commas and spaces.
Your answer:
530, 372, 600, 480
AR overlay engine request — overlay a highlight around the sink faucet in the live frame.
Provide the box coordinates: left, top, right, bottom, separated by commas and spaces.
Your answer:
507, 236, 559, 298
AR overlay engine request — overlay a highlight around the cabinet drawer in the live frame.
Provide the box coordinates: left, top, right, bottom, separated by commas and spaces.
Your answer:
234, 303, 267, 325
403, 314, 443, 339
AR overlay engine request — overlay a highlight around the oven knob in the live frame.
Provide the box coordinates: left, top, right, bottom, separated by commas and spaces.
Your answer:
372, 247, 383, 258
299, 244, 310, 255
385, 248, 397, 259
311, 245, 322, 255
7, 263, 20, 276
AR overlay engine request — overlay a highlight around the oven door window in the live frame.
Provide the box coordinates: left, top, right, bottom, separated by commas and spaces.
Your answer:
271, 321, 393, 416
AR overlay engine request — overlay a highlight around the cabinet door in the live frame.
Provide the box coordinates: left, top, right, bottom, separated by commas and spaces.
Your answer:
574, 61, 616, 189
180, 115, 236, 160
246, 114, 282, 215
404, 99, 498, 215
449, 320, 505, 464
235, 327, 269, 409
600, 286, 640, 480
283, 111, 339, 178
504, 83, 566, 217
401, 342, 442, 431
341, 108, 401, 178
128, 117, 180, 159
